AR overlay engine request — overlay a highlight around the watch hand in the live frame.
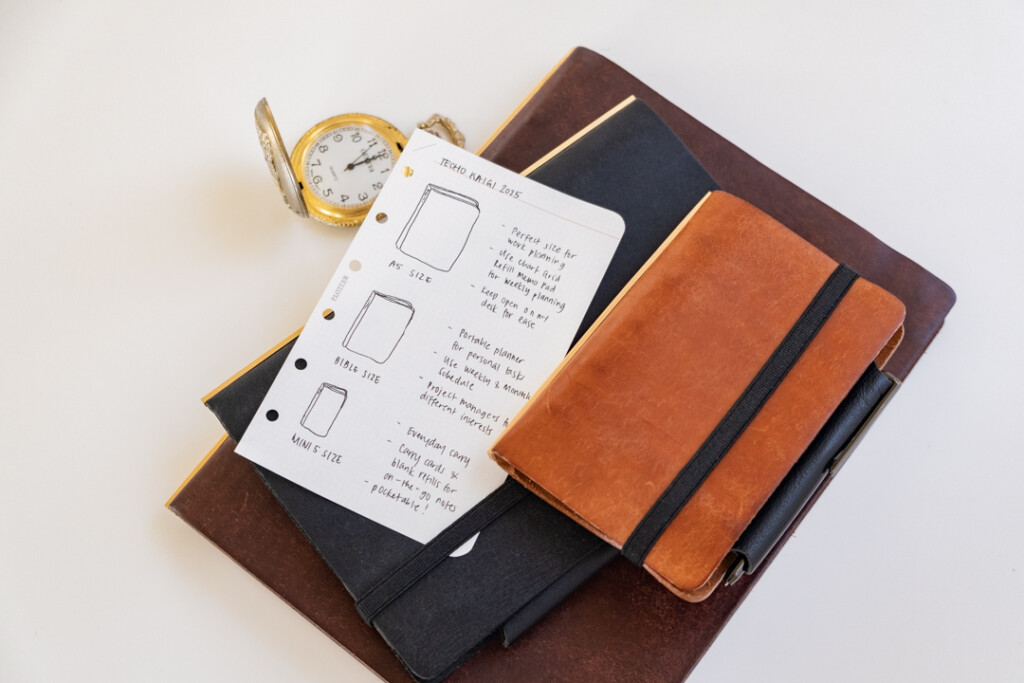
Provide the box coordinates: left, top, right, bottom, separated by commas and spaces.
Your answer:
344, 140, 379, 171
346, 150, 388, 169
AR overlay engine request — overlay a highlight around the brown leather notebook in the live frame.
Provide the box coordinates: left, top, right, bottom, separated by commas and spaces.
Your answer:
490, 191, 906, 601
169, 48, 955, 681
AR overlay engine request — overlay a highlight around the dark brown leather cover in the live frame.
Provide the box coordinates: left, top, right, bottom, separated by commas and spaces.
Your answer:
480, 48, 954, 382
167, 437, 415, 682
168, 47, 955, 681
490, 191, 906, 601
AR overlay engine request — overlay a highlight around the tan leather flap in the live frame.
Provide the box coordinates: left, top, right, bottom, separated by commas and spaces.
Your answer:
490, 191, 905, 601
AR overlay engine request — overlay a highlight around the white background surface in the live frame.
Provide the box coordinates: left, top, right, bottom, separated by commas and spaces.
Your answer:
1, 2, 1020, 681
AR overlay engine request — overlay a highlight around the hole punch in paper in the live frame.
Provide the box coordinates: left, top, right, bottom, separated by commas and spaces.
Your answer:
396, 184, 479, 272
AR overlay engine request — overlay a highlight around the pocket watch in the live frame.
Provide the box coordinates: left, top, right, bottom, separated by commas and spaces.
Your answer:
255, 98, 464, 227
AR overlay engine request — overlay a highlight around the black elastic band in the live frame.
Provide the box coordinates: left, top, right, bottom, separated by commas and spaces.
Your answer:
621, 264, 859, 565
356, 477, 527, 623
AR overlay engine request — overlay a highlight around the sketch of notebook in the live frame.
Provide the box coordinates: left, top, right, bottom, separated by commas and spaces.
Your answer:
343, 291, 415, 364
396, 184, 480, 271
301, 383, 347, 437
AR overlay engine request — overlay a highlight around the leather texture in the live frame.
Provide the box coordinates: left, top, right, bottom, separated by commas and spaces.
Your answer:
171, 48, 955, 682
490, 192, 906, 601
621, 263, 860, 568
167, 437, 415, 683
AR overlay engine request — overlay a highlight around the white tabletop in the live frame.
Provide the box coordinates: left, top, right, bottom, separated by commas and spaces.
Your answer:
2, 2, 1021, 681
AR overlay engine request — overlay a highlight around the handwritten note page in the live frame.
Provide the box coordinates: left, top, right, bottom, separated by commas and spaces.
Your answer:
237, 130, 624, 543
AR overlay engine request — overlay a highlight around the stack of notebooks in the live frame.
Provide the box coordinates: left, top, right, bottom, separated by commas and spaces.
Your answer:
168, 47, 955, 682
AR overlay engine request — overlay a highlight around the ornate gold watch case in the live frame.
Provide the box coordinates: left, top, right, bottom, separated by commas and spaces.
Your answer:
255, 99, 463, 227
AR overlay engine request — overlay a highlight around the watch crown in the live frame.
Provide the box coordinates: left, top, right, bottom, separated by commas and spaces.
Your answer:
417, 114, 465, 148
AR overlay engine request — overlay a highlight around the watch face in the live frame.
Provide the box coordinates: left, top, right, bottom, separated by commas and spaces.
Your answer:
302, 125, 397, 209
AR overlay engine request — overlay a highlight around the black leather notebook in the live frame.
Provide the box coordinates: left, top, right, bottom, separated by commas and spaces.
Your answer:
206, 99, 720, 682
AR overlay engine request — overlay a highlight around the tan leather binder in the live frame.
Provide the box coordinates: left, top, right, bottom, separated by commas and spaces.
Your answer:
491, 192, 906, 601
